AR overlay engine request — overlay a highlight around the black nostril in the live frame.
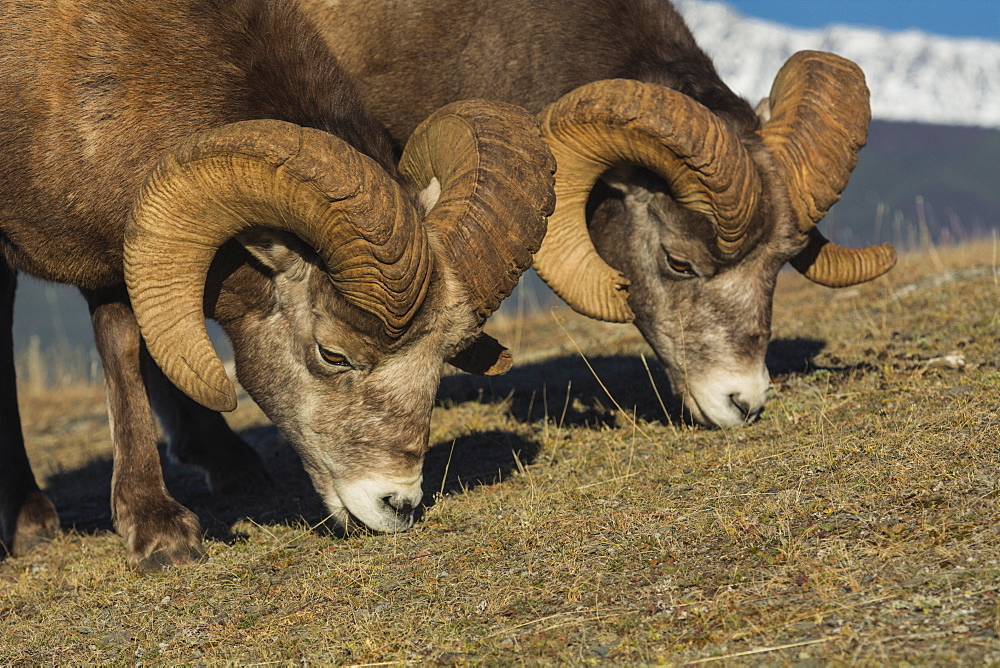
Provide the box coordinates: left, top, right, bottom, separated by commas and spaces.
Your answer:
382, 495, 414, 516
729, 394, 763, 424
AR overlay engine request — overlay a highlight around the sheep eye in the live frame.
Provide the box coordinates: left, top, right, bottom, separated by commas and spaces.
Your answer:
665, 253, 696, 277
318, 346, 351, 367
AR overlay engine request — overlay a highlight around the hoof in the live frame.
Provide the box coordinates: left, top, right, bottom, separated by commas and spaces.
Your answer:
120, 500, 205, 573
10, 490, 60, 557
131, 542, 207, 573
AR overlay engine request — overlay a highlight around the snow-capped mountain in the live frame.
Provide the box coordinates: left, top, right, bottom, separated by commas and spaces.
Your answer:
673, 0, 1000, 129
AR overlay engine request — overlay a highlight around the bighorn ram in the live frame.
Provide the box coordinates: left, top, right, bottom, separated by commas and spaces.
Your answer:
297, 0, 898, 427
0, 0, 554, 570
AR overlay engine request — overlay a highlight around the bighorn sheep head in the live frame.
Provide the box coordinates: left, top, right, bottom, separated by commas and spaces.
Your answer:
124, 101, 554, 531
533, 51, 895, 427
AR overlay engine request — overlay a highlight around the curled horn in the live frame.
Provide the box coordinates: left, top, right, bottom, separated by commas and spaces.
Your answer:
761, 50, 897, 286
790, 228, 898, 288
125, 120, 431, 411
535, 79, 762, 322
399, 99, 556, 327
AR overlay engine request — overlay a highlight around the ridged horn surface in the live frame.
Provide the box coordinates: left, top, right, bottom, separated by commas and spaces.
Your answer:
762, 50, 897, 286
399, 100, 555, 325
790, 228, 897, 287
536, 79, 761, 322
125, 120, 429, 411
761, 50, 870, 230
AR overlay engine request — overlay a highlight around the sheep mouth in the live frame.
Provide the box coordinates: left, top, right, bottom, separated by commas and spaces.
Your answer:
317, 476, 424, 534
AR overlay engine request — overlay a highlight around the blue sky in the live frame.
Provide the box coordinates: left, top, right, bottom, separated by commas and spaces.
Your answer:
723, 0, 1000, 40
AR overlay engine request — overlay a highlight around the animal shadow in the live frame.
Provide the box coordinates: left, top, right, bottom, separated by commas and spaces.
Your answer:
44, 425, 330, 543
42, 425, 539, 545
438, 336, 830, 427
440, 352, 684, 427
766, 337, 827, 376
421, 430, 540, 504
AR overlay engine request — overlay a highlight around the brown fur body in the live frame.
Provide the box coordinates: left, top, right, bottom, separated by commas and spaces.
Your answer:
0, 0, 399, 288
299, 0, 758, 140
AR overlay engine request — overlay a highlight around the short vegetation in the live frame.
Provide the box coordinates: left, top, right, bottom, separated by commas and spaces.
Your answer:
2, 238, 998, 665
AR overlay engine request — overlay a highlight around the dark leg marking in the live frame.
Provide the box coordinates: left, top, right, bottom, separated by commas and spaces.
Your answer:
0, 261, 60, 558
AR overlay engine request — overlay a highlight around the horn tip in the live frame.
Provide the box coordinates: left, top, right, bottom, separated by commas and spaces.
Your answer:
447, 332, 513, 376
875, 241, 898, 276
180, 366, 237, 412
592, 282, 635, 323
200, 384, 238, 413
482, 349, 514, 376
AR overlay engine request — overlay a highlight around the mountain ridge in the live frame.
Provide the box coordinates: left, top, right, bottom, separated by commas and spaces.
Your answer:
674, 0, 1000, 129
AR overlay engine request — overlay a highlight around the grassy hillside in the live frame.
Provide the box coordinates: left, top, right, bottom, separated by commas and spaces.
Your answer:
824, 121, 1000, 248
2, 238, 998, 664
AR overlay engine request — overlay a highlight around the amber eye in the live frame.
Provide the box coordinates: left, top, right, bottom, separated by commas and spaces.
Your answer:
318, 346, 351, 367
666, 253, 696, 277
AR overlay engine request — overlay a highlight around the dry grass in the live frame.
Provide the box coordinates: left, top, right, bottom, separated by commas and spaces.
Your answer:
3, 237, 999, 665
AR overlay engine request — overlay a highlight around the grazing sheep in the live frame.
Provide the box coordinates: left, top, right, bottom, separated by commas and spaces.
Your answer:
0, 0, 554, 570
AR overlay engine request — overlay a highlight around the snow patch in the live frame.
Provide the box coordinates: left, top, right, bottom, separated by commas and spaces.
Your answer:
674, 0, 1000, 128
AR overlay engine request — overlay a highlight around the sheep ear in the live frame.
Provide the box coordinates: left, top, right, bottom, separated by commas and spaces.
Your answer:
417, 177, 442, 216
598, 166, 658, 206
598, 165, 639, 196
755, 97, 772, 124
237, 229, 309, 275
447, 332, 513, 376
